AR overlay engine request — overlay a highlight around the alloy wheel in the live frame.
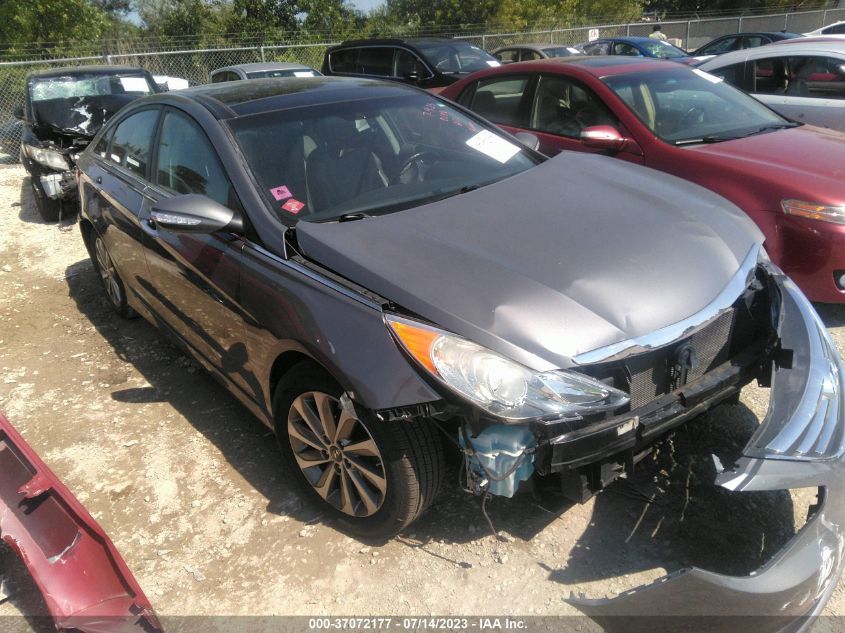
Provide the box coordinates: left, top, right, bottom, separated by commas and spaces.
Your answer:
287, 391, 387, 517
95, 237, 122, 308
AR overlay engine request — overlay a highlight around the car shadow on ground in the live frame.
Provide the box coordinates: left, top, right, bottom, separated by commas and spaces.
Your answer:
63, 258, 317, 527
0, 545, 55, 633
815, 302, 845, 329
17, 175, 78, 227
546, 403, 802, 586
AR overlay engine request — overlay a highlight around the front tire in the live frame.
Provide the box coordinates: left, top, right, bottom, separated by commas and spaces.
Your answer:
273, 361, 443, 540
29, 176, 62, 222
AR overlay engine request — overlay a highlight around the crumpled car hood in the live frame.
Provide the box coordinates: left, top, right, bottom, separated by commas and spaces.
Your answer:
296, 152, 761, 370
33, 94, 139, 139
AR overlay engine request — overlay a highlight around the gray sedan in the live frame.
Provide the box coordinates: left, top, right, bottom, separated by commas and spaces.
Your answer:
492, 43, 583, 63
209, 61, 321, 83
75, 76, 845, 627
698, 40, 845, 131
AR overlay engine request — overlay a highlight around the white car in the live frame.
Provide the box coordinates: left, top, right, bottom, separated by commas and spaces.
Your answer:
804, 20, 845, 36
698, 40, 845, 131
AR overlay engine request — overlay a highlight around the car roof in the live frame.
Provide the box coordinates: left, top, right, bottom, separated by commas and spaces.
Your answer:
211, 62, 314, 74
140, 76, 422, 119
700, 39, 845, 66
471, 55, 685, 78
27, 65, 149, 79
493, 43, 570, 51
333, 37, 470, 48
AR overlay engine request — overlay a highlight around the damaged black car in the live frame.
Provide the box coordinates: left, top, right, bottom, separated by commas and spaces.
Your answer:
16, 65, 159, 221
74, 77, 845, 628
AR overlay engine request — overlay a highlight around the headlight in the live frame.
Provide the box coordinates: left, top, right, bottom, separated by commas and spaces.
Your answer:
23, 144, 69, 171
386, 315, 629, 421
782, 199, 845, 225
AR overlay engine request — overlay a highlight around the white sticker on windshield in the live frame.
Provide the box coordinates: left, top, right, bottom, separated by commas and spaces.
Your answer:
465, 130, 520, 163
486, 60, 501, 67
119, 77, 150, 92
293, 71, 316, 77
567, 47, 581, 54
693, 68, 723, 84
126, 156, 140, 168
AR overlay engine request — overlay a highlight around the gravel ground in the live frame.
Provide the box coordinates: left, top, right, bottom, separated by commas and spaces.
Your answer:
1, 162, 844, 631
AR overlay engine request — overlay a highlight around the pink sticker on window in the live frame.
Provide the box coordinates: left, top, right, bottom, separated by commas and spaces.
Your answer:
270, 185, 292, 201
282, 198, 305, 214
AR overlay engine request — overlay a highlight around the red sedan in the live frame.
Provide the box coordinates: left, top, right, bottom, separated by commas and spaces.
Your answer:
441, 57, 845, 303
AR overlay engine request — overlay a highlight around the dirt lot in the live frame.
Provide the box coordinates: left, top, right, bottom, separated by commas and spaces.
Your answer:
1, 161, 844, 631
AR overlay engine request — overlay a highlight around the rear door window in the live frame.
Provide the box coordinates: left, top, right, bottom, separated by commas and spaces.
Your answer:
329, 49, 357, 73
358, 47, 394, 76
469, 75, 531, 126
754, 55, 845, 98
613, 42, 641, 56
496, 49, 520, 63
109, 109, 159, 179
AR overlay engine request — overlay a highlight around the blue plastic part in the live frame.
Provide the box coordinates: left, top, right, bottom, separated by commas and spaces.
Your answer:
460, 424, 536, 498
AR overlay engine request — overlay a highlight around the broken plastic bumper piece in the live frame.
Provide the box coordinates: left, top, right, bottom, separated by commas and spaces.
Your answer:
0, 412, 163, 633
568, 279, 845, 632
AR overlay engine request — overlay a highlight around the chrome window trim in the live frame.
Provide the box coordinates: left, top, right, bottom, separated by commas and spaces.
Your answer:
573, 243, 761, 365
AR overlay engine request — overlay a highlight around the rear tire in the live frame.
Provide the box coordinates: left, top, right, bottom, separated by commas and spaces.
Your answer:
273, 361, 443, 540
91, 234, 134, 318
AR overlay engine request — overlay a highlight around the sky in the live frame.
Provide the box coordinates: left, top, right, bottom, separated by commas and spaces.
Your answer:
351, 0, 384, 12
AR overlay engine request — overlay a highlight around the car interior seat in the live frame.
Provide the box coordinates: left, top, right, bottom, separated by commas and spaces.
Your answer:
305, 115, 389, 213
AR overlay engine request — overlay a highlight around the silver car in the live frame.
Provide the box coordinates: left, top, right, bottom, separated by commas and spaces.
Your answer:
492, 43, 583, 63
698, 40, 845, 131
209, 61, 321, 83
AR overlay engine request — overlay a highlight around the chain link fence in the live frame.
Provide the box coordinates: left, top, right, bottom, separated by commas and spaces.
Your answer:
3, 6, 845, 161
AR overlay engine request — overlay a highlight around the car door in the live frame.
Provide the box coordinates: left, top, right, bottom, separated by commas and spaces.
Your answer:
528, 74, 639, 159
749, 54, 845, 131
138, 107, 250, 390
83, 108, 161, 304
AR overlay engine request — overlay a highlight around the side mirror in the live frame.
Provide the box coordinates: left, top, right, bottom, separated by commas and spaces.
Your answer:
514, 132, 540, 151
150, 194, 243, 234
13, 105, 23, 120
580, 125, 628, 152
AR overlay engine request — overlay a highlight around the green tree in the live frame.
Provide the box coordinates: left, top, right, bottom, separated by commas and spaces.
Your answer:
0, 0, 109, 47
494, 0, 642, 29
136, 0, 231, 38
300, 0, 365, 36
385, 0, 499, 28
224, 0, 299, 34
643, 0, 812, 14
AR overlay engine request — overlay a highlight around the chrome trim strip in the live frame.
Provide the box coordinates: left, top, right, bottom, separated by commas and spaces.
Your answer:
244, 242, 382, 310
573, 244, 761, 365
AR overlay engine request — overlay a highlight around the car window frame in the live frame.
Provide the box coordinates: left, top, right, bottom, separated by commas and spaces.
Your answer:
393, 46, 434, 80
100, 106, 163, 184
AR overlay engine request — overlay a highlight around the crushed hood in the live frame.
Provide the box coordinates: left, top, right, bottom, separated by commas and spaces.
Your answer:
33, 94, 139, 140
296, 153, 761, 371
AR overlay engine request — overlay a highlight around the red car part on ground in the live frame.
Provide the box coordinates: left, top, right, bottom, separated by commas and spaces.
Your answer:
440, 57, 845, 303
0, 412, 163, 632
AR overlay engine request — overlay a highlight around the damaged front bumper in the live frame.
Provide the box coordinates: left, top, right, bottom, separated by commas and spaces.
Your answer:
568, 279, 845, 632
0, 413, 163, 632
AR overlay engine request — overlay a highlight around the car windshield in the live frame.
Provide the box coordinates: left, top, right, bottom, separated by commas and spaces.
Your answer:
30, 74, 153, 101
230, 93, 538, 223
602, 67, 790, 144
544, 46, 582, 58
246, 69, 319, 78
415, 42, 500, 74
639, 40, 688, 59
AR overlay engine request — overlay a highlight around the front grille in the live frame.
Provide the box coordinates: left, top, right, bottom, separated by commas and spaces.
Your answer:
626, 308, 737, 409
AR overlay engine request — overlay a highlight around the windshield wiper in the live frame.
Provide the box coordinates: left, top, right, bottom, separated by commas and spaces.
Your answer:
674, 122, 800, 146
337, 212, 371, 222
